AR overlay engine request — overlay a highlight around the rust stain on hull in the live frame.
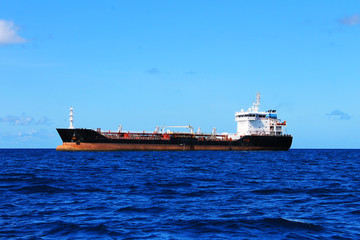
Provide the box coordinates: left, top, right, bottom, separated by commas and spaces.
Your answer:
56, 142, 286, 151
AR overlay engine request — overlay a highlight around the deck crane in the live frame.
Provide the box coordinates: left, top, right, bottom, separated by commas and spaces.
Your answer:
160, 125, 194, 134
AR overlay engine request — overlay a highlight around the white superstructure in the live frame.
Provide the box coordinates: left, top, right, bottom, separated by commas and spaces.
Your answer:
230, 93, 287, 139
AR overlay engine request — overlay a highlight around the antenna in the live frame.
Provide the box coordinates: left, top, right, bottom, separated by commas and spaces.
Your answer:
69, 106, 74, 129
212, 127, 217, 135
253, 92, 260, 112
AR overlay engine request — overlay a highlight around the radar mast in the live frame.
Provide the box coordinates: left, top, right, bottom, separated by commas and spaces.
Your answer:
253, 92, 260, 112
69, 107, 74, 129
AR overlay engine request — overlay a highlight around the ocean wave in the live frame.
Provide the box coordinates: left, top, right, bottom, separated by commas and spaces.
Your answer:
183, 190, 216, 197
1, 149, 359, 239
262, 217, 323, 231
115, 206, 166, 214
15, 185, 66, 194
42, 220, 123, 238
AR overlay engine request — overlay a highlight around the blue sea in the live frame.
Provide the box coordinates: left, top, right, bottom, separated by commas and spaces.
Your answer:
0, 149, 359, 239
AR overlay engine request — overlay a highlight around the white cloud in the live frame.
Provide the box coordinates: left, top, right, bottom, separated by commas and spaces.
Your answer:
0, 114, 52, 125
0, 129, 53, 143
326, 110, 351, 120
339, 14, 360, 26
0, 20, 27, 45
0, 114, 33, 125
144, 67, 160, 74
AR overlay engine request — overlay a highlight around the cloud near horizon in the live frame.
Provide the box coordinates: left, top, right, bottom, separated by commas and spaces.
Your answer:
0, 20, 27, 45
339, 14, 360, 26
326, 110, 351, 120
0, 129, 55, 143
0, 114, 51, 125
144, 67, 160, 74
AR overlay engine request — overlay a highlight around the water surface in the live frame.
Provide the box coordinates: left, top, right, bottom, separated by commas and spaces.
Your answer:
0, 149, 359, 239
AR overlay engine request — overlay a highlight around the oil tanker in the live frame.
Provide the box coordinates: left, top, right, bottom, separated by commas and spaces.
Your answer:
56, 93, 292, 151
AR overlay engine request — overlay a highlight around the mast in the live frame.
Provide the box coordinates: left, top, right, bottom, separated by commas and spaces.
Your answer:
69, 106, 74, 129
253, 92, 260, 112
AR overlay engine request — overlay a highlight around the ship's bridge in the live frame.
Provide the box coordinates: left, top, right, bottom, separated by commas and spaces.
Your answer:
234, 93, 286, 137
236, 113, 267, 121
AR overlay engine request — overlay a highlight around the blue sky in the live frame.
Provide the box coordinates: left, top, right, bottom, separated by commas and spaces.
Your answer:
0, 0, 359, 148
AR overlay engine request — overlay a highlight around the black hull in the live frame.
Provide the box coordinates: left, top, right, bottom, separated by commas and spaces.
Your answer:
56, 128, 292, 151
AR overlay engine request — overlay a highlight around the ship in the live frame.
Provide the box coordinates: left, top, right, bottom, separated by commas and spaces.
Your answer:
56, 93, 292, 151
